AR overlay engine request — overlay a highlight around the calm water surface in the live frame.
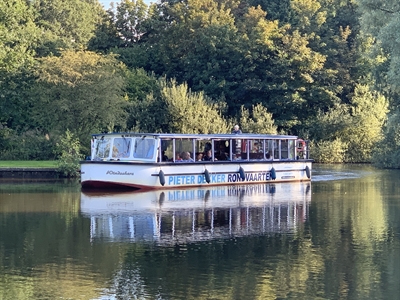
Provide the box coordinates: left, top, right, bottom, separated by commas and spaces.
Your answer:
1, 164, 400, 300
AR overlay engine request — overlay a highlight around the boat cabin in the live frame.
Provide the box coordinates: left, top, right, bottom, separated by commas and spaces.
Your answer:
90, 133, 308, 163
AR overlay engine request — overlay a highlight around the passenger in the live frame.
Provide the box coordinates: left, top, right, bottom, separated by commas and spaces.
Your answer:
196, 153, 203, 161
252, 142, 259, 153
181, 151, 194, 162
203, 150, 214, 161
174, 152, 182, 162
204, 142, 212, 152
233, 153, 241, 160
232, 125, 242, 134
216, 144, 229, 160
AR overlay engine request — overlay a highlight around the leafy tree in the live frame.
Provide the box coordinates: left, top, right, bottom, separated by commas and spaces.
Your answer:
124, 69, 166, 132
0, 0, 40, 129
309, 84, 388, 163
0, 0, 38, 73
358, 0, 400, 105
55, 129, 83, 178
342, 84, 388, 162
32, 50, 128, 145
160, 79, 230, 133
31, 0, 104, 56
239, 103, 277, 134
114, 0, 149, 45
310, 138, 348, 163
372, 111, 400, 168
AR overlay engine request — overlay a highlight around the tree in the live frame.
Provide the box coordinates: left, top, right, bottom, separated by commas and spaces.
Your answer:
31, 0, 104, 56
308, 84, 388, 163
358, 0, 400, 100
239, 103, 277, 134
342, 84, 388, 162
160, 79, 230, 134
32, 50, 128, 144
0, 0, 40, 132
372, 111, 400, 168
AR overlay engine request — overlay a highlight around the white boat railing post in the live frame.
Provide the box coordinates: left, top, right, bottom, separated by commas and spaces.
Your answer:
211, 139, 215, 161
247, 140, 250, 160
229, 139, 233, 161
262, 139, 266, 160
172, 139, 176, 162
192, 138, 196, 161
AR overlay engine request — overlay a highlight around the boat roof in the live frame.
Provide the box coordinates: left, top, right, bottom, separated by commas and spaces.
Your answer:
92, 132, 298, 140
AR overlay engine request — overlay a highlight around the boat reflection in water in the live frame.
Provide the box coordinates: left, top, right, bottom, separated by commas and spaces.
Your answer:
80, 182, 311, 245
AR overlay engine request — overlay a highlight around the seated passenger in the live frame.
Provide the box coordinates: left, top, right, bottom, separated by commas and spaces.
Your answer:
252, 142, 260, 153
196, 153, 203, 161
181, 151, 194, 162
203, 150, 214, 161
174, 152, 182, 162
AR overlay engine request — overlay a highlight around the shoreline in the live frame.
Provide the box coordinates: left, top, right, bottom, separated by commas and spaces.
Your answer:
0, 167, 61, 179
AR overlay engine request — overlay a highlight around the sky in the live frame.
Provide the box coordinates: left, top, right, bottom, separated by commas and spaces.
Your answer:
99, 0, 120, 8
99, 0, 153, 8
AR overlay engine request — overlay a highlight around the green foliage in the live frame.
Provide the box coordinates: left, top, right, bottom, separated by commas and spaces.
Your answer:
358, 0, 400, 103
0, 0, 38, 73
239, 103, 277, 134
32, 50, 128, 143
310, 138, 348, 163
308, 84, 387, 163
372, 112, 400, 168
32, 0, 104, 56
342, 84, 388, 162
0, 0, 394, 165
55, 130, 83, 178
160, 79, 230, 133
0, 127, 55, 160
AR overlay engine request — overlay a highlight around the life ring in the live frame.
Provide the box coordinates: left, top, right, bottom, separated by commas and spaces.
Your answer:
297, 139, 306, 152
159, 170, 165, 186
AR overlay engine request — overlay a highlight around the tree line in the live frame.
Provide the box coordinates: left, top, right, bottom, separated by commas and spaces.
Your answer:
0, 0, 399, 166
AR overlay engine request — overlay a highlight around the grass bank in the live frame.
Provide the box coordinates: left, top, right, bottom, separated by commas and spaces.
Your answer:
0, 161, 58, 168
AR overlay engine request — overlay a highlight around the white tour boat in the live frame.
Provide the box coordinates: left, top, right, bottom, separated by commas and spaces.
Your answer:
80, 132, 312, 190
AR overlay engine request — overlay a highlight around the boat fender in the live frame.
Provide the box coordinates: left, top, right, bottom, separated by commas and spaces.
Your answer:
270, 167, 276, 180
159, 170, 165, 186
204, 169, 211, 183
305, 166, 311, 179
239, 167, 246, 181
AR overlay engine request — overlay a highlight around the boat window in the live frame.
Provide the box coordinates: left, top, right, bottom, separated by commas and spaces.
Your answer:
281, 139, 289, 159
175, 139, 195, 162
265, 140, 273, 159
288, 139, 295, 159
133, 138, 156, 159
111, 137, 132, 159
247, 139, 262, 160
215, 140, 229, 161
160, 139, 173, 162
94, 137, 111, 160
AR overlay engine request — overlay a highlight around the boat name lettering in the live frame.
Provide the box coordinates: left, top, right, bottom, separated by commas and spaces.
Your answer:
167, 172, 271, 185
106, 170, 135, 175
168, 174, 226, 185
227, 172, 270, 182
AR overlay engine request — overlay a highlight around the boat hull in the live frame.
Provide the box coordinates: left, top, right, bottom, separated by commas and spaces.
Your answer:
80, 160, 312, 190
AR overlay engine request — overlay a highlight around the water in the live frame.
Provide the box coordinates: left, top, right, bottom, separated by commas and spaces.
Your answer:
1, 164, 400, 299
